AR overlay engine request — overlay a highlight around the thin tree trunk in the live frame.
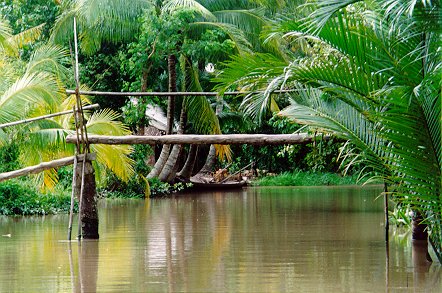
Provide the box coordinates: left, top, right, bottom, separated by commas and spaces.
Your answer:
147, 54, 177, 179
177, 144, 198, 180
166, 54, 177, 135
197, 144, 216, 174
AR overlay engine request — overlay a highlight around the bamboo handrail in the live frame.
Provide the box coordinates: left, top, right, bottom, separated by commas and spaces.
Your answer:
66, 133, 330, 146
0, 153, 96, 182
65, 89, 296, 97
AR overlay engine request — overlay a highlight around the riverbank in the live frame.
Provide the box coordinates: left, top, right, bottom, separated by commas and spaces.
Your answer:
253, 171, 359, 187
0, 171, 359, 216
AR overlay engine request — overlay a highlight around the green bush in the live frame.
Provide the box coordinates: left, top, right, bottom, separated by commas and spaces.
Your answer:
254, 171, 358, 187
0, 179, 75, 216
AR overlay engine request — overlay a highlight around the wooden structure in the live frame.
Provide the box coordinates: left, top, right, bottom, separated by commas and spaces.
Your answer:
66, 133, 322, 146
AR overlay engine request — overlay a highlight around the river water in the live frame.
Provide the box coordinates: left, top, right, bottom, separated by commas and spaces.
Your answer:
0, 186, 440, 292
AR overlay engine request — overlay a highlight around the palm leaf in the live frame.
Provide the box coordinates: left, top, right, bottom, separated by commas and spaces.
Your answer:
0, 72, 61, 124
26, 44, 70, 82
162, 0, 216, 20
191, 21, 253, 54
7, 24, 44, 56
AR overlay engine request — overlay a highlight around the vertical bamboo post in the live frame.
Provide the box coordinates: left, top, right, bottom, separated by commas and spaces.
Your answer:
384, 182, 389, 242
67, 154, 78, 240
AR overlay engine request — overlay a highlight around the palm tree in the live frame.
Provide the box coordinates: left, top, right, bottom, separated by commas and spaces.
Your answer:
215, 1, 441, 261
0, 18, 134, 190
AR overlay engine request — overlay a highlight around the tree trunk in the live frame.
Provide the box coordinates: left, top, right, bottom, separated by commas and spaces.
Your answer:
75, 159, 99, 239
147, 54, 177, 179
147, 144, 171, 178
197, 144, 216, 174
158, 143, 183, 182
412, 210, 429, 241
412, 210, 432, 263
166, 54, 177, 135
177, 144, 198, 180
158, 101, 186, 182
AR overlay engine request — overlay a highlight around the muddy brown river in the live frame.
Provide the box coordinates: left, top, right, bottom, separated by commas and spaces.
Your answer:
0, 186, 440, 292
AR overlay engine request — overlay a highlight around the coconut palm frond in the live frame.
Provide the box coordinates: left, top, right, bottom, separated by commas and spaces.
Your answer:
213, 53, 287, 92
0, 18, 12, 51
7, 24, 45, 55
92, 143, 135, 183
26, 44, 70, 81
186, 94, 221, 134
280, 86, 390, 177
213, 9, 268, 49
381, 0, 441, 32
191, 21, 253, 55
239, 74, 283, 124
0, 73, 61, 124
50, 2, 77, 45
52, 0, 146, 53
303, 0, 362, 33
84, 108, 134, 182
162, 0, 216, 20
86, 109, 131, 136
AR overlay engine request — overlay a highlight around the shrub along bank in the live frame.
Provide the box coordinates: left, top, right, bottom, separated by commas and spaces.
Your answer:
0, 179, 75, 216
254, 171, 358, 187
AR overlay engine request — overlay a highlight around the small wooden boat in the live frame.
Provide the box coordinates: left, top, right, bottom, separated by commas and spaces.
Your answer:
189, 177, 247, 190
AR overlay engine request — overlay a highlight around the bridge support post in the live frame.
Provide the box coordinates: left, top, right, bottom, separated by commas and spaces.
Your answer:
75, 156, 99, 239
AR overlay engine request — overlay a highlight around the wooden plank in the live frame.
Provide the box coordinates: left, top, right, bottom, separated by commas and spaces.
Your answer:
0, 104, 99, 129
66, 133, 323, 145
65, 89, 296, 97
0, 153, 96, 182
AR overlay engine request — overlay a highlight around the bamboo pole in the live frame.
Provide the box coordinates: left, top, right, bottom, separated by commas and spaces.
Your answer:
384, 182, 389, 242
77, 151, 87, 239
0, 104, 99, 129
68, 155, 78, 240
0, 153, 96, 182
66, 133, 328, 146
65, 89, 296, 97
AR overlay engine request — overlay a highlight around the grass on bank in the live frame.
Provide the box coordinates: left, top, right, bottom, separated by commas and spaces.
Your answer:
254, 171, 358, 187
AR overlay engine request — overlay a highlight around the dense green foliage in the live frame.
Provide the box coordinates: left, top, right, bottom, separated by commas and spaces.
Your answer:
215, 0, 441, 260
0, 179, 75, 215
255, 171, 358, 187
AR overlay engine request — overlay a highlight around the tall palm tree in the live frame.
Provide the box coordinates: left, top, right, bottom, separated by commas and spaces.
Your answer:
215, 0, 441, 261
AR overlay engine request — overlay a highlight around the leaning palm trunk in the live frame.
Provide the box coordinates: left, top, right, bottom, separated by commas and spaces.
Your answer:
197, 144, 216, 174
176, 144, 198, 180
158, 101, 187, 182
147, 144, 171, 179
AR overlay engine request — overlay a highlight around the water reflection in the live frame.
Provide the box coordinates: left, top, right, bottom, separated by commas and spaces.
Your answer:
70, 240, 99, 293
0, 186, 440, 292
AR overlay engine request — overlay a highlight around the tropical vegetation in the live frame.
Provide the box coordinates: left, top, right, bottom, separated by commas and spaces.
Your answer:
215, 0, 441, 260
254, 171, 358, 187
0, 0, 439, 262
